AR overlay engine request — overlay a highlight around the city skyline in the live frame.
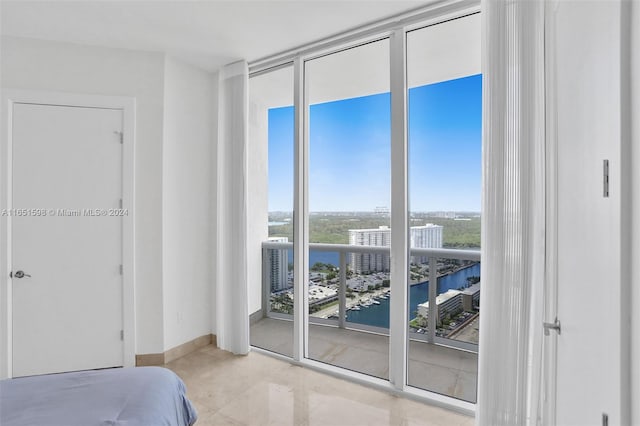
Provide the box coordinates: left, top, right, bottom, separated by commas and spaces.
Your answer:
268, 74, 482, 213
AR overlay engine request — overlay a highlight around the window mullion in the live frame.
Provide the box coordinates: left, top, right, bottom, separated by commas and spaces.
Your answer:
389, 27, 409, 391
292, 56, 309, 362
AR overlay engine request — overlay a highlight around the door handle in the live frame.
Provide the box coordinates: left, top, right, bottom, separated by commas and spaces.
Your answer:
10, 270, 31, 279
543, 318, 561, 336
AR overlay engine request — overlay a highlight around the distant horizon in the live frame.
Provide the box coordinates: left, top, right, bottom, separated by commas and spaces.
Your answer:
268, 74, 482, 212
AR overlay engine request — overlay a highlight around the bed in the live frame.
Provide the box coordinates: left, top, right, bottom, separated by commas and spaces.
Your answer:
0, 366, 198, 426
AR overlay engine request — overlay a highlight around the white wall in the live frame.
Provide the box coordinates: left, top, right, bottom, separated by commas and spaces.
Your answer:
1, 36, 167, 355
162, 57, 215, 350
210, 73, 219, 336
631, 2, 640, 424
1, 36, 218, 356
247, 66, 293, 316
247, 99, 269, 315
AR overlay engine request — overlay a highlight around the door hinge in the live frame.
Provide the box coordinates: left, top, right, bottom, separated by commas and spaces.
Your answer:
114, 131, 123, 144
119, 264, 123, 275
603, 159, 609, 197
120, 330, 124, 341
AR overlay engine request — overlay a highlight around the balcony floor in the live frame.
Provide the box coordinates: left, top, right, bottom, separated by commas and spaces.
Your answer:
250, 317, 477, 403
166, 344, 473, 426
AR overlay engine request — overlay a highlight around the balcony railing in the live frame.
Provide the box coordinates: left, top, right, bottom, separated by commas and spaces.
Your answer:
261, 241, 481, 353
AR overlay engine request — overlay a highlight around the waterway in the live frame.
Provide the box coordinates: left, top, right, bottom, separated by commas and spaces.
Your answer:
286, 249, 339, 266
284, 249, 480, 329
345, 263, 480, 329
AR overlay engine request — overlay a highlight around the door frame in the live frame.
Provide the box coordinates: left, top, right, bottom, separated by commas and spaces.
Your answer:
0, 89, 136, 378
541, 2, 559, 422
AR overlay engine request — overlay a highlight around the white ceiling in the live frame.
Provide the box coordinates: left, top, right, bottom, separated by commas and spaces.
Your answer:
1, 1, 430, 72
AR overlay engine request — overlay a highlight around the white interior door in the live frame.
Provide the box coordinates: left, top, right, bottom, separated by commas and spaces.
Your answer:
11, 103, 124, 377
553, 2, 623, 425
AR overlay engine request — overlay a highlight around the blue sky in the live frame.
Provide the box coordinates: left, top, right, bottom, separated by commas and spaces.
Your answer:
268, 74, 482, 212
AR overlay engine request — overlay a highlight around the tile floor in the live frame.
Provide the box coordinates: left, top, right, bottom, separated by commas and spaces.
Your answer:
166, 344, 475, 426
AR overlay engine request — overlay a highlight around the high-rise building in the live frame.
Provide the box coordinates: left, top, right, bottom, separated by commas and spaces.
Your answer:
267, 237, 289, 292
349, 226, 391, 273
348, 223, 443, 273
410, 223, 444, 264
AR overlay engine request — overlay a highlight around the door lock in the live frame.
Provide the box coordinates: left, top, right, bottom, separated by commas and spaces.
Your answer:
543, 318, 561, 336
10, 270, 31, 279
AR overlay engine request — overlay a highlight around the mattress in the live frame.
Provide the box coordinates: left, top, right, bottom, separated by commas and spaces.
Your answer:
0, 366, 198, 426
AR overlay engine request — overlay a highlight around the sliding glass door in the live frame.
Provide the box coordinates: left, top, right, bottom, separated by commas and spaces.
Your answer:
406, 14, 481, 402
249, 65, 295, 357
305, 39, 391, 379
249, 6, 481, 409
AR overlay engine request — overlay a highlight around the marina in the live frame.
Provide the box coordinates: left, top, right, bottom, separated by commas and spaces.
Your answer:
314, 262, 480, 329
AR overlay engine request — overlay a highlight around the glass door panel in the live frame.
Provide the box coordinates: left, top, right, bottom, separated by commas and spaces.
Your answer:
249, 65, 295, 357
406, 13, 482, 402
305, 39, 391, 379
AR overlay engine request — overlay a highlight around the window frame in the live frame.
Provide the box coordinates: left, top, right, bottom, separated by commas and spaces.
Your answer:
250, 1, 481, 415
